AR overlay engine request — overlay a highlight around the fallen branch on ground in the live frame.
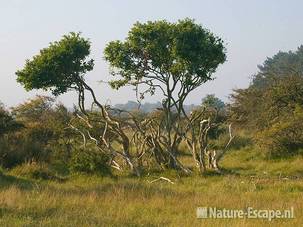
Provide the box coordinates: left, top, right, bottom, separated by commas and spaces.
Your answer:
148, 177, 175, 184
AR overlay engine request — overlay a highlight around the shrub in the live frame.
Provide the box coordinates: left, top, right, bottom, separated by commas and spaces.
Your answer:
229, 133, 253, 150
255, 106, 303, 157
69, 145, 111, 175
0, 133, 53, 168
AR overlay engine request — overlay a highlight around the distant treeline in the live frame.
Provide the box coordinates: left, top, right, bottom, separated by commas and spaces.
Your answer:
114, 101, 198, 113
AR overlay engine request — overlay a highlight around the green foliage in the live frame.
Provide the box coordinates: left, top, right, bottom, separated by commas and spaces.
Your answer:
228, 133, 252, 150
229, 88, 261, 128
0, 104, 22, 137
11, 96, 54, 121
109, 17, 227, 170
229, 45, 303, 158
230, 74, 303, 131
230, 46, 303, 131
252, 45, 303, 89
0, 137, 24, 168
201, 94, 225, 111
16, 32, 94, 96
69, 145, 111, 175
11, 96, 58, 162
0, 96, 73, 168
104, 18, 226, 92
255, 106, 303, 157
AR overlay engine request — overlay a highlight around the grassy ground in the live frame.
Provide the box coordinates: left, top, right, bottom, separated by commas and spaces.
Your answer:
0, 148, 303, 226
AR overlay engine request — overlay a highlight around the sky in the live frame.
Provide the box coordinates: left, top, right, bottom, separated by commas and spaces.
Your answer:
1, 0, 303, 108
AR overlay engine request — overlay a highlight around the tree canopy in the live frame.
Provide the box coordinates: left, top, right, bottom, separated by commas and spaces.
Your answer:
16, 32, 94, 96
104, 19, 226, 100
230, 45, 303, 157
201, 94, 225, 111
252, 45, 303, 90
104, 19, 227, 172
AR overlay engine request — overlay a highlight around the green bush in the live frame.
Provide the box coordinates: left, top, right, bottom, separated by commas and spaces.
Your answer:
229, 133, 253, 150
69, 145, 111, 175
207, 127, 252, 151
0, 133, 53, 168
255, 106, 303, 158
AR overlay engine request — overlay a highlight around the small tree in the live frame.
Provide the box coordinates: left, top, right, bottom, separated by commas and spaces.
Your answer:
16, 32, 140, 176
104, 19, 226, 172
202, 94, 225, 111
16, 32, 94, 96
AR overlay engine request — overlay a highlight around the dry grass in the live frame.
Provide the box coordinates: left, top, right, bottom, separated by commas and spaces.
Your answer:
0, 148, 303, 226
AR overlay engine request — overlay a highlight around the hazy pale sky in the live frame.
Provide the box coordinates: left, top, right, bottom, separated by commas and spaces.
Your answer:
1, 0, 303, 107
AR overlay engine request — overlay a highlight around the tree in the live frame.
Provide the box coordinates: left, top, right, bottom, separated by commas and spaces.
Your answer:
12, 96, 54, 122
252, 45, 303, 90
104, 19, 226, 172
230, 46, 303, 130
201, 94, 225, 111
16, 32, 94, 96
181, 94, 233, 172
229, 45, 303, 157
200, 94, 227, 139
16, 32, 141, 176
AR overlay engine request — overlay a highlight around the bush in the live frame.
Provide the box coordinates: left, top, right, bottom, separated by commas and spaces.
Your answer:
207, 126, 252, 151
0, 133, 53, 168
255, 106, 303, 158
0, 136, 28, 168
69, 145, 111, 175
229, 133, 253, 150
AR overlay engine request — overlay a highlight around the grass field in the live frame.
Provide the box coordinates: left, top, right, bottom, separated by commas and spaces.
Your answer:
0, 148, 303, 226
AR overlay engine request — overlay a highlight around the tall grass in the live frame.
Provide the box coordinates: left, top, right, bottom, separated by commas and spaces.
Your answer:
0, 148, 302, 226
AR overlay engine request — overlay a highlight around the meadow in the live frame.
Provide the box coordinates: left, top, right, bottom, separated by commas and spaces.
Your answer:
0, 147, 302, 227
